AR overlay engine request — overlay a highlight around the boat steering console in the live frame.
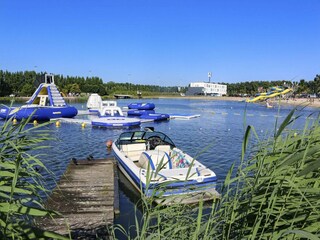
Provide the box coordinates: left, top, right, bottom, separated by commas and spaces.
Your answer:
147, 136, 164, 150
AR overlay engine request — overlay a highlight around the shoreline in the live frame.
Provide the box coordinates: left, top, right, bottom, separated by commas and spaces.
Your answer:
156, 96, 320, 108
1, 96, 319, 108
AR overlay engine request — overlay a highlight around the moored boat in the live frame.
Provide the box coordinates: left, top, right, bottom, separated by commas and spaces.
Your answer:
112, 128, 219, 204
0, 74, 77, 121
266, 102, 273, 108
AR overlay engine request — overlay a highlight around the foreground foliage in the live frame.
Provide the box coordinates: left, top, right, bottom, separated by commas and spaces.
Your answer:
111, 109, 320, 239
216, 110, 320, 239
0, 119, 68, 239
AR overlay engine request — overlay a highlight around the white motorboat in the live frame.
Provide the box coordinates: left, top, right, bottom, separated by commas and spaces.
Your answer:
112, 128, 219, 204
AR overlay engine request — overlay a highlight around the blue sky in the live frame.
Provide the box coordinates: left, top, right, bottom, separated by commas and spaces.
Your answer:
0, 0, 319, 86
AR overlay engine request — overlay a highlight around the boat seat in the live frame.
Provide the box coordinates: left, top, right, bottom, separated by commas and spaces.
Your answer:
139, 150, 172, 170
154, 145, 171, 153
170, 148, 192, 168
121, 143, 146, 162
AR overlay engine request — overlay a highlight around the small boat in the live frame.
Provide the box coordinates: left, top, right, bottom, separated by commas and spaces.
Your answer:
266, 101, 273, 108
87, 94, 124, 117
128, 102, 155, 110
0, 74, 77, 121
112, 128, 219, 204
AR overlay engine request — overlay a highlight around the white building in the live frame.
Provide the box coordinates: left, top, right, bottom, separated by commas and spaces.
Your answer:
186, 82, 227, 96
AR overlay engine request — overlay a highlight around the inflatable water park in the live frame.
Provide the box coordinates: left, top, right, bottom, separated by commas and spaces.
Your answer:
126, 102, 170, 121
85, 94, 172, 127
246, 87, 292, 103
0, 74, 78, 121
0, 85, 200, 128
70, 93, 200, 128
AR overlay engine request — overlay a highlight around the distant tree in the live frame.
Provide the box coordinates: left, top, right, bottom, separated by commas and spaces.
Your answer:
313, 74, 320, 94
64, 83, 81, 94
97, 86, 106, 96
23, 71, 37, 85
297, 79, 308, 94
20, 83, 35, 96
81, 84, 102, 93
307, 81, 316, 94
2, 70, 319, 98
0, 70, 12, 96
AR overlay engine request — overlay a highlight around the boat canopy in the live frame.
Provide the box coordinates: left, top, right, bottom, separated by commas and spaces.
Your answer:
116, 130, 176, 147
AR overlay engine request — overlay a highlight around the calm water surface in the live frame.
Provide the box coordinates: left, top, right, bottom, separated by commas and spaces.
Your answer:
1, 98, 318, 233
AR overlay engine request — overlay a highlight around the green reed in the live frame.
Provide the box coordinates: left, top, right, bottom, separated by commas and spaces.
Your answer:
0, 118, 68, 240
111, 108, 320, 239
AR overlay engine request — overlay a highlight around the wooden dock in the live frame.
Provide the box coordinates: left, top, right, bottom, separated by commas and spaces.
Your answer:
39, 158, 119, 236
114, 94, 132, 99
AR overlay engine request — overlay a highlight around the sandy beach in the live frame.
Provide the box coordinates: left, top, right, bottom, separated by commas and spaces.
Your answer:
223, 96, 320, 108
250, 97, 320, 108
158, 96, 320, 108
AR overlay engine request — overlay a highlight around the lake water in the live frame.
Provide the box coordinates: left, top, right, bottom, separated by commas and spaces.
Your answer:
1, 98, 318, 235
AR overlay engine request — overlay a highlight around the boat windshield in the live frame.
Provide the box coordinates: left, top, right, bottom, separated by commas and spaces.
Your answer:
117, 131, 175, 147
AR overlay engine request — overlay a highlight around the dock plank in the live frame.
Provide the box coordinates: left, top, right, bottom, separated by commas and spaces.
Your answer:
38, 158, 118, 236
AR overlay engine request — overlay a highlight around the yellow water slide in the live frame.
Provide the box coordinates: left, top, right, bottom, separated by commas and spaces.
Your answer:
247, 95, 266, 102
246, 88, 292, 103
279, 88, 292, 95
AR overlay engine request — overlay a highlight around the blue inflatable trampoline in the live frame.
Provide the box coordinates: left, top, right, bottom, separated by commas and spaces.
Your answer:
91, 117, 141, 128
127, 109, 155, 116
139, 113, 170, 121
128, 103, 155, 110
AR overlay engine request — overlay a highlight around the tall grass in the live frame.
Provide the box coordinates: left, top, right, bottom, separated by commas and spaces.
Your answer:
0, 118, 68, 239
111, 108, 320, 239
215, 109, 320, 239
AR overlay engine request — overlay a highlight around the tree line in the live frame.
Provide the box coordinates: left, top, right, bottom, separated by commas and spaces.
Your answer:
225, 75, 320, 96
0, 70, 319, 97
0, 70, 184, 97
